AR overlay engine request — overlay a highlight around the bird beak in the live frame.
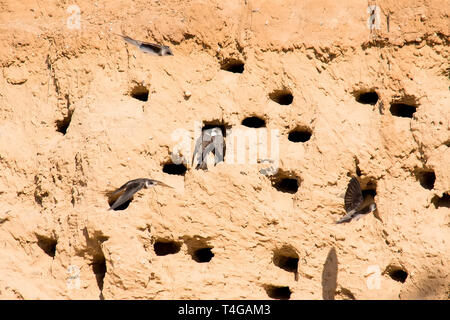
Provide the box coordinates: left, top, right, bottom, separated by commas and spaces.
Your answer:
158, 181, 174, 188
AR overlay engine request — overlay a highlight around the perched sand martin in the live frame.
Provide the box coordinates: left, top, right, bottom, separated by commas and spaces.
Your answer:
192, 127, 224, 170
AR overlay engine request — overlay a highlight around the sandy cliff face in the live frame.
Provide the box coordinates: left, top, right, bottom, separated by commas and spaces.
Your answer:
0, 0, 449, 299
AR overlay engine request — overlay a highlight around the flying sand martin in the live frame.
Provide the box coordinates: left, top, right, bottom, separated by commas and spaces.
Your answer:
336, 176, 377, 224
105, 178, 172, 210
115, 34, 174, 56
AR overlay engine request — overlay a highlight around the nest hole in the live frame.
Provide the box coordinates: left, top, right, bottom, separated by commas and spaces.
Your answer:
359, 178, 377, 198
154, 240, 181, 256
184, 237, 214, 263
55, 111, 73, 135
130, 85, 149, 102
390, 103, 417, 118
241, 116, 266, 128
36, 235, 57, 258
269, 90, 293, 105
355, 91, 379, 105
288, 128, 311, 143
273, 246, 299, 280
415, 170, 436, 190
385, 266, 408, 283
270, 171, 300, 194
220, 59, 245, 73
192, 247, 214, 263
202, 121, 230, 137
163, 162, 187, 176
264, 285, 292, 300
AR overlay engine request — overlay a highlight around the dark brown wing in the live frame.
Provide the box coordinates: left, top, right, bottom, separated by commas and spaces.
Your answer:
344, 177, 363, 213
138, 42, 163, 55
108, 181, 144, 210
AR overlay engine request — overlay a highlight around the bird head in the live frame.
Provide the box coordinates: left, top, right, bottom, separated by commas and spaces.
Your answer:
145, 179, 173, 189
162, 46, 174, 56
210, 127, 222, 137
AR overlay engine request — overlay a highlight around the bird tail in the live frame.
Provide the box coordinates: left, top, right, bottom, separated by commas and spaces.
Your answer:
335, 215, 352, 224
113, 33, 141, 47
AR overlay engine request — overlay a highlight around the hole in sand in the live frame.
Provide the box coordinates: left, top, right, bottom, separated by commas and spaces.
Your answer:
359, 178, 377, 198
55, 111, 73, 135
201, 121, 230, 137
269, 90, 293, 105
242, 116, 266, 128
264, 285, 292, 300
270, 171, 300, 194
130, 84, 149, 102
154, 240, 181, 256
36, 235, 57, 258
288, 127, 311, 143
184, 237, 214, 263
390, 103, 417, 118
273, 246, 299, 280
220, 58, 244, 73
415, 169, 435, 190
163, 162, 187, 176
192, 248, 214, 263
385, 265, 408, 283
355, 91, 378, 105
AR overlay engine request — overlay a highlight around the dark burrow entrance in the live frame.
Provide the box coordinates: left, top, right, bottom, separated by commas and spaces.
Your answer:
288, 127, 312, 143
385, 265, 408, 283
192, 247, 214, 263
359, 177, 377, 199
241, 116, 266, 128
130, 84, 149, 102
184, 237, 214, 263
36, 235, 57, 258
355, 90, 379, 105
154, 240, 182, 256
270, 171, 300, 194
264, 285, 292, 300
269, 89, 293, 105
162, 162, 187, 176
390, 103, 417, 118
55, 111, 73, 135
92, 254, 107, 300
431, 193, 450, 209
273, 246, 299, 280
201, 121, 230, 137
220, 58, 245, 73
415, 169, 436, 190
198, 121, 230, 164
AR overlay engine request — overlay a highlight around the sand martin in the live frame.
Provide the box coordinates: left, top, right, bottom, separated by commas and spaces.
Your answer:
105, 178, 172, 210
192, 127, 224, 170
336, 176, 377, 224
115, 34, 173, 56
